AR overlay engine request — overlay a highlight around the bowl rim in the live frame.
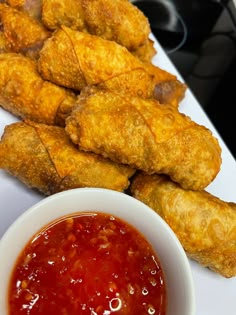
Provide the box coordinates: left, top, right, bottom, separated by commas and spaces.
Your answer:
0, 187, 195, 315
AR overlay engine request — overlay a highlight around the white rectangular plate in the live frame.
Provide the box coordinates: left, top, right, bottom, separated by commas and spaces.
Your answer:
0, 37, 236, 315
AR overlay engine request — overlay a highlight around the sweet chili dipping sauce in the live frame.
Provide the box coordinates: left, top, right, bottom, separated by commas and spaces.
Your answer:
8, 213, 166, 315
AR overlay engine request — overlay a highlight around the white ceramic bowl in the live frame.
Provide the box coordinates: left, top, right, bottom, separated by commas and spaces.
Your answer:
0, 188, 195, 315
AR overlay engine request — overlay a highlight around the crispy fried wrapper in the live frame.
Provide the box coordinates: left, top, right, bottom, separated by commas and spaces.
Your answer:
6, 0, 155, 62
38, 26, 186, 107
0, 3, 50, 59
0, 53, 77, 126
0, 31, 7, 52
130, 38, 157, 63
41, 0, 151, 53
65, 88, 222, 191
130, 172, 236, 278
6, 0, 42, 19
0, 121, 135, 195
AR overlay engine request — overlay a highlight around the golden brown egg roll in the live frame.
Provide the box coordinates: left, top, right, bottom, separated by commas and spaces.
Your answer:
41, 0, 151, 52
130, 172, 236, 278
0, 3, 50, 59
65, 88, 222, 191
38, 25, 186, 106
0, 52, 77, 126
6, 0, 42, 19
0, 120, 135, 195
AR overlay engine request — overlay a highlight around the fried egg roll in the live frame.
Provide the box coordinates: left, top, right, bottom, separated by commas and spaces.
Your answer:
0, 3, 50, 59
130, 172, 236, 278
6, 0, 42, 19
0, 53, 77, 126
65, 89, 222, 191
0, 121, 135, 195
41, 0, 151, 53
8, 0, 155, 62
38, 26, 186, 106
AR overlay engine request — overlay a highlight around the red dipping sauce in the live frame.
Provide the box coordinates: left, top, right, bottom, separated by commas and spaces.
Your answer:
8, 212, 166, 315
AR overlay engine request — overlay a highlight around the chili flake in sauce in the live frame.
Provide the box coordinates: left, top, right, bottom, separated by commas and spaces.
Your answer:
8, 212, 166, 315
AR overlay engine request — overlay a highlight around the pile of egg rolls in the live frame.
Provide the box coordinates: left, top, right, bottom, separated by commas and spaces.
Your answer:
0, 0, 235, 278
